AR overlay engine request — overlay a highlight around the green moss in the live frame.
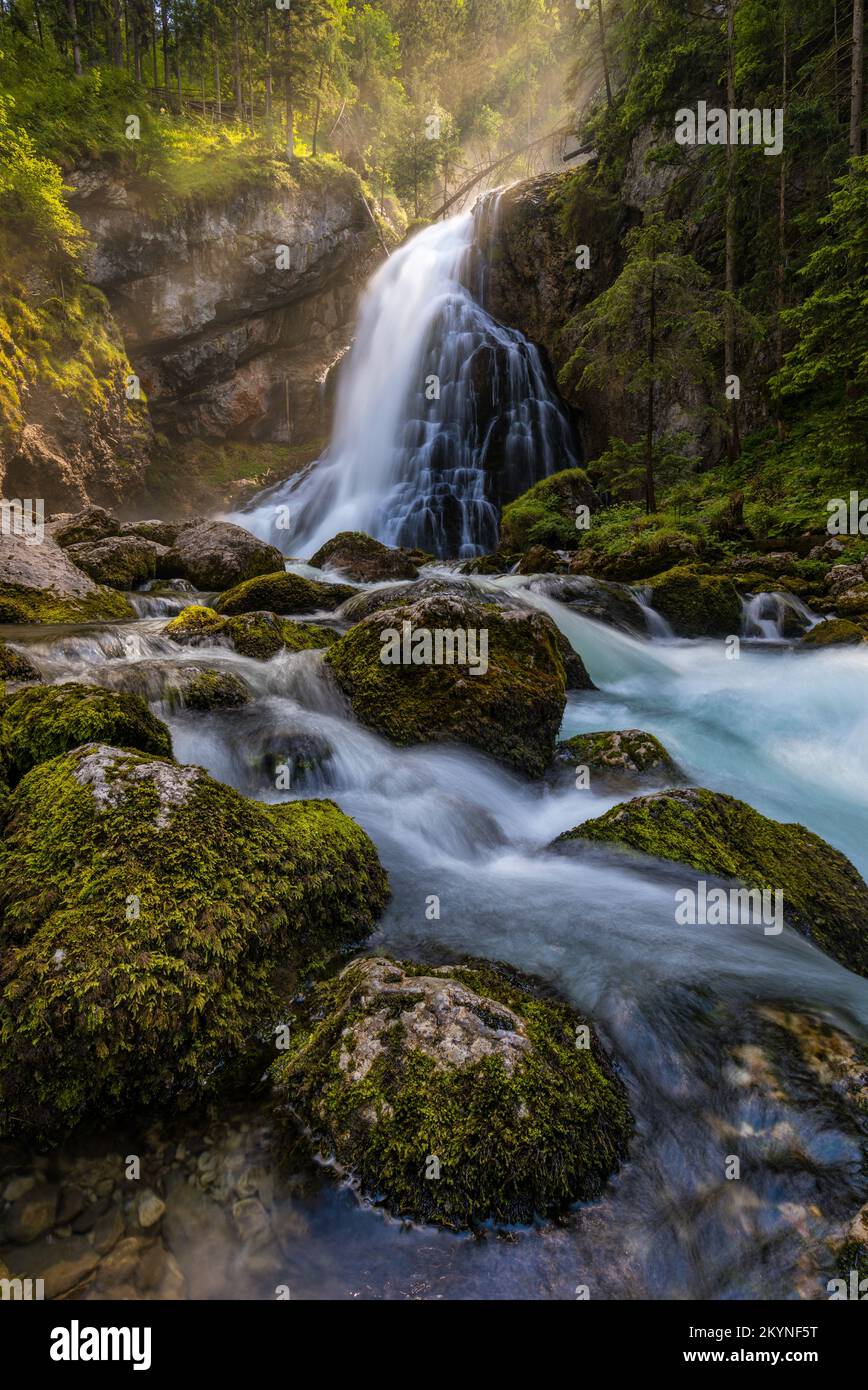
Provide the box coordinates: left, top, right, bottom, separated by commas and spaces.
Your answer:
325, 594, 567, 777
0, 744, 389, 1142
310, 531, 420, 582
2, 683, 172, 783
801, 619, 866, 647
175, 670, 250, 711
65, 537, 156, 590
646, 566, 742, 637
272, 955, 632, 1230
0, 583, 134, 625
561, 788, 868, 976
499, 469, 598, 552
0, 640, 41, 682
557, 729, 681, 784
214, 571, 355, 616
164, 604, 335, 659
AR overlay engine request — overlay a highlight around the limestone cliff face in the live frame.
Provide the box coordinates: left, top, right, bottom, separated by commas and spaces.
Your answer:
69, 161, 383, 451
480, 143, 764, 466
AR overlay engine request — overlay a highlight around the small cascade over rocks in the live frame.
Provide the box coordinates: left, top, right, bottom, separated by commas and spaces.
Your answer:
235, 199, 580, 560
741, 590, 818, 641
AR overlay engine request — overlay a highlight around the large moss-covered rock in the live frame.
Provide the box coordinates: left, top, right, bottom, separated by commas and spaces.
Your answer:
164, 605, 336, 660
272, 956, 632, 1230
65, 536, 160, 590
554, 730, 682, 788
49, 506, 120, 549
646, 566, 742, 638
214, 571, 355, 616
558, 788, 868, 976
310, 531, 420, 582
325, 593, 568, 776
164, 521, 285, 591
0, 641, 42, 683
801, 618, 866, 647
171, 669, 251, 711
1, 683, 172, 783
0, 744, 389, 1142
499, 469, 598, 552
0, 532, 134, 624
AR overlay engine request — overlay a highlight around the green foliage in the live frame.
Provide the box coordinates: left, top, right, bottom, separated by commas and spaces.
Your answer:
499, 468, 598, 551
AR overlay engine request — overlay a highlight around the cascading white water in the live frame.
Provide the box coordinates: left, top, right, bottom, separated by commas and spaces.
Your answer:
741, 589, 819, 641
234, 207, 580, 559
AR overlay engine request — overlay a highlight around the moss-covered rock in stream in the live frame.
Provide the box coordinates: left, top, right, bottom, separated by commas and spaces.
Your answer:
645, 566, 742, 638
499, 469, 598, 552
557, 788, 868, 977
1, 683, 172, 783
0, 641, 42, 683
0, 582, 134, 625
163, 521, 286, 590
310, 530, 421, 582
272, 956, 632, 1230
65, 536, 160, 590
172, 669, 250, 711
324, 593, 568, 777
214, 571, 355, 616
801, 618, 866, 647
516, 544, 568, 575
164, 604, 336, 659
554, 730, 682, 788
0, 743, 389, 1142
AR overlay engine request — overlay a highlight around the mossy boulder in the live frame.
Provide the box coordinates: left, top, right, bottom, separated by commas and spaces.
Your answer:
120, 519, 184, 548
164, 605, 336, 660
65, 536, 159, 590
0, 744, 389, 1142
164, 521, 285, 590
576, 527, 699, 582
272, 956, 632, 1230
801, 618, 866, 647
325, 593, 568, 776
173, 670, 250, 711
558, 788, 868, 977
831, 584, 868, 618
554, 730, 682, 787
646, 566, 742, 638
0, 532, 134, 624
1, 683, 172, 783
310, 531, 420, 582
49, 506, 120, 549
516, 544, 567, 575
0, 641, 42, 683
499, 468, 597, 552
214, 571, 355, 616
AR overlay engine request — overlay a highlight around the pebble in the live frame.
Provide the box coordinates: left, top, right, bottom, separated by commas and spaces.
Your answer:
2, 1175, 35, 1203
136, 1190, 166, 1229
5, 1184, 59, 1244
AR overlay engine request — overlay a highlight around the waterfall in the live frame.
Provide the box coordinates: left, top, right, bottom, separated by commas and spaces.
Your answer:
234, 205, 580, 560
741, 590, 818, 641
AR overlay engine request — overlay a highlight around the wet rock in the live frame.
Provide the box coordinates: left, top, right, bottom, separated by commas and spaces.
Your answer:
49, 506, 120, 548
56, 1186, 87, 1225
801, 618, 865, 647
515, 544, 567, 575
526, 573, 648, 633
0, 531, 133, 624
0, 742, 388, 1141
231, 1198, 273, 1252
136, 1190, 166, 1229
646, 566, 741, 638
553, 729, 682, 788
164, 604, 336, 660
499, 469, 598, 552
0, 640, 42, 683
120, 519, 184, 548
95, 1236, 146, 1289
5, 1183, 58, 1243
71, 1197, 113, 1234
65, 535, 160, 590
325, 593, 569, 777
2, 1175, 35, 1203
164, 521, 285, 591
135, 1241, 169, 1291
171, 668, 250, 711
273, 956, 632, 1230
91, 1204, 125, 1254
310, 531, 419, 582
1, 1235, 99, 1298
1, 682, 172, 783
558, 787, 868, 976
162, 1182, 234, 1299
214, 571, 355, 616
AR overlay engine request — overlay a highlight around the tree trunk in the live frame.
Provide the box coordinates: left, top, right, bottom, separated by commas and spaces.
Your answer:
724, 0, 741, 463
68, 0, 83, 75
284, 7, 294, 158
265, 9, 272, 125
212, 21, 221, 121
851, 0, 865, 156
110, 0, 123, 66
232, 13, 242, 120
645, 262, 658, 515
776, 9, 790, 438
312, 62, 325, 156
595, 0, 613, 109
161, 0, 170, 99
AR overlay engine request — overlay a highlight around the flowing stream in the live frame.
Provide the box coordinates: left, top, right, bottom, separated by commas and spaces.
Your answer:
8, 574, 868, 1300
4, 208, 867, 1301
